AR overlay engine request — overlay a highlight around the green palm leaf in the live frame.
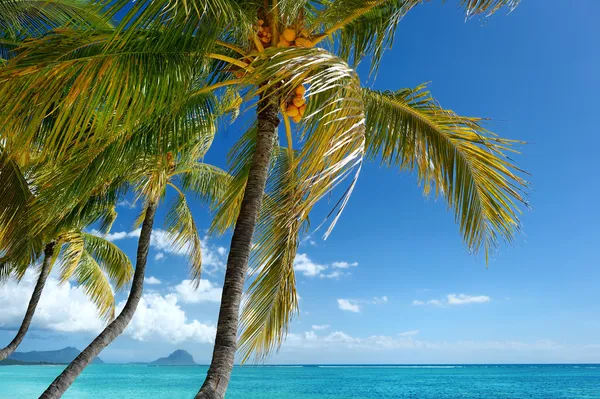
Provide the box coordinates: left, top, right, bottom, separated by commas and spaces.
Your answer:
238, 148, 304, 363
362, 84, 528, 260
164, 192, 203, 282
81, 232, 133, 290
71, 250, 116, 321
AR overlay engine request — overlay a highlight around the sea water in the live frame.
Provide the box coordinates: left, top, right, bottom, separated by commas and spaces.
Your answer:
1, 364, 599, 398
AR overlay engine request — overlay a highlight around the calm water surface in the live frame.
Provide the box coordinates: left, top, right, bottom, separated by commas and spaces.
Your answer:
1, 364, 599, 398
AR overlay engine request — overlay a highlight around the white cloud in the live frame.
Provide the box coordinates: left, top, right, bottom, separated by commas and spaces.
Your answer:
217, 247, 227, 256
447, 294, 490, 305
120, 293, 216, 344
280, 331, 574, 355
116, 200, 137, 209
312, 324, 330, 330
399, 330, 420, 337
294, 254, 357, 279
324, 331, 360, 344
332, 261, 358, 269
174, 279, 222, 303
372, 296, 388, 304
412, 294, 490, 307
154, 253, 165, 261
301, 235, 317, 247
294, 254, 327, 277
0, 271, 106, 334
320, 271, 344, 279
144, 276, 162, 285
0, 271, 217, 345
337, 299, 360, 313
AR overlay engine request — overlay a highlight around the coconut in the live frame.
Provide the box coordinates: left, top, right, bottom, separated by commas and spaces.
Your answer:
283, 29, 296, 42
260, 36, 270, 43
295, 85, 306, 96
286, 105, 299, 117
257, 19, 264, 26
292, 114, 302, 123
295, 37, 314, 48
292, 96, 306, 108
299, 104, 307, 116
277, 39, 290, 48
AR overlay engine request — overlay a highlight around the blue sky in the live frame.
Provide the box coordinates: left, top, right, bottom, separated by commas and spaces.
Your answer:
1, 0, 599, 364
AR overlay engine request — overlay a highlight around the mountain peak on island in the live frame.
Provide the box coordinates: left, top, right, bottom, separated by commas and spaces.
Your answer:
150, 349, 196, 366
6, 347, 104, 365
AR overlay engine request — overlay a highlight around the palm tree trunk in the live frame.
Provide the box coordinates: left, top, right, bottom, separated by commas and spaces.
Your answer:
0, 242, 55, 360
195, 95, 280, 399
39, 200, 158, 399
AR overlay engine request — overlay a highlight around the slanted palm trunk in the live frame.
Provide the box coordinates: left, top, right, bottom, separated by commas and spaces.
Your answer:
40, 200, 158, 399
0, 242, 55, 361
196, 96, 279, 399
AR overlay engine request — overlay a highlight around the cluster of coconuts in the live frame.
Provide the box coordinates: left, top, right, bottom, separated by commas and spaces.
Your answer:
256, 19, 272, 44
284, 85, 307, 123
278, 28, 314, 48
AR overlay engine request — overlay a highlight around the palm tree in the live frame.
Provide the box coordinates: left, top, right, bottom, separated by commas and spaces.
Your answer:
0, 229, 133, 360
0, 148, 133, 361
0, 1, 528, 397
38, 133, 229, 397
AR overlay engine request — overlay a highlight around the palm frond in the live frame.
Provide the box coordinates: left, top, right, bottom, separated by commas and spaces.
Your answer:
72, 249, 116, 321
178, 163, 231, 208
57, 231, 84, 283
0, 0, 107, 40
164, 191, 202, 282
0, 29, 213, 159
238, 148, 304, 363
249, 47, 366, 238
98, 205, 117, 234
311, 0, 520, 70
362, 84, 528, 260
210, 124, 257, 234
82, 232, 132, 290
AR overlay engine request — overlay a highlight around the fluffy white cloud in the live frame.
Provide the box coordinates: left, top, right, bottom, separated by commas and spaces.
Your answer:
154, 253, 165, 261
332, 261, 358, 269
144, 276, 162, 285
0, 271, 217, 345
304, 331, 317, 340
174, 279, 222, 303
294, 254, 327, 277
324, 331, 361, 344
337, 299, 360, 313
120, 293, 216, 344
413, 294, 490, 307
447, 294, 490, 305
312, 324, 330, 330
294, 254, 357, 279
0, 271, 105, 334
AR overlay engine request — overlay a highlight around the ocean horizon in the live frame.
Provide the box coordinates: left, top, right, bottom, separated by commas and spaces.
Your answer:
2, 364, 599, 398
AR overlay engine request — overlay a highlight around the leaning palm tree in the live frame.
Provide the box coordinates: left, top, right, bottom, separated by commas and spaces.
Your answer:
0, 148, 133, 360
37, 133, 229, 397
0, 228, 133, 361
0, 1, 529, 397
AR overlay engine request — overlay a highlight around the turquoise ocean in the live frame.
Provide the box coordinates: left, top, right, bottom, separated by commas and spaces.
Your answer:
1, 364, 599, 398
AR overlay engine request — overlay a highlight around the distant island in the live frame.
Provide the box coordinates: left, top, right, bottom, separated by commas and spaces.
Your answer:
0, 347, 104, 366
150, 349, 197, 366
126, 349, 197, 366
0, 348, 196, 366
